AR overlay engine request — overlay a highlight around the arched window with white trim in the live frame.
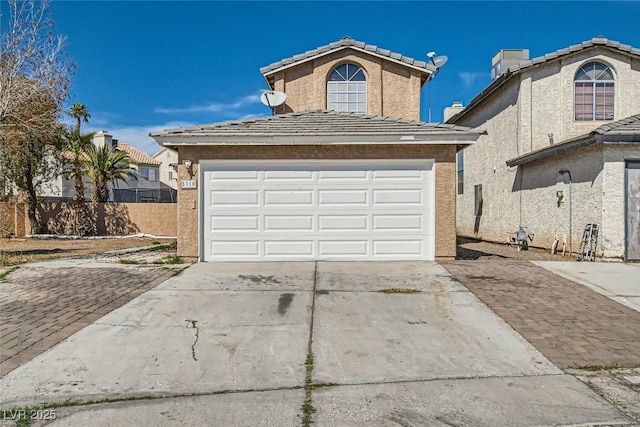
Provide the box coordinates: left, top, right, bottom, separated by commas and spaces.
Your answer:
327, 63, 367, 113
574, 61, 614, 121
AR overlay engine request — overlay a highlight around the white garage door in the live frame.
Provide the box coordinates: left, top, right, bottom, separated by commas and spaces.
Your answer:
201, 160, 435, 261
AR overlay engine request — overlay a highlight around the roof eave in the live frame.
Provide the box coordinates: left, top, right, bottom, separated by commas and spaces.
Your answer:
261, 45, 436, 78
506, 135, 596, 167
153, 133, 480, 147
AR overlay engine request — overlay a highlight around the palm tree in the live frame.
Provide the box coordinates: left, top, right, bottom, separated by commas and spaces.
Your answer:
66, 103, 94, 235
83, 144, 136, 203
63, 130, 95, 235
69, 103, 91, 134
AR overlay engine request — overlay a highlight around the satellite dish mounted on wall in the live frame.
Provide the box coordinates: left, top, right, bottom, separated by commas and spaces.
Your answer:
432, 55, 448, 69
260, 90, 287, 115
427, 51, 448, 74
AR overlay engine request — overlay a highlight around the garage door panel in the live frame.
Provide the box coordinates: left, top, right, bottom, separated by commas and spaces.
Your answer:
319, 241, 368, 256
374, 240, 423, 255
373, 214, 423, 230
203, 161, 434, 261
265, 241, 314, 256
264, 170, 313, 181
318, 170, 368, 180
373, 189, 422, 205
264, 190, 313, 206
211, 216, 259, 232
211, 190, 259, 206
212, 241, 260, 256
319, 189, 367, 206
209, 170, 259, 181
373, 169, 424, 180
318, 215, 367, 231
265, 215, 314, 231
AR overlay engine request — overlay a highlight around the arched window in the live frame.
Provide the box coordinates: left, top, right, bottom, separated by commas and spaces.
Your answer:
327, 63, 367, 113
574, 62, 614, 121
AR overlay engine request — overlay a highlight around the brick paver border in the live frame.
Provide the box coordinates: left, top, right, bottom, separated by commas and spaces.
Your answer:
441, 260, 640, 369
0, 266, 173, 377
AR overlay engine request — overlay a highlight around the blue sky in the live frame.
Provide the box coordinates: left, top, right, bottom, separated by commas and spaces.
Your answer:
36, 1, 640, 154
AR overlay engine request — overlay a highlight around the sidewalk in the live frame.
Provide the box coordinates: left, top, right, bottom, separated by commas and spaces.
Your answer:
533, 261, 640, 312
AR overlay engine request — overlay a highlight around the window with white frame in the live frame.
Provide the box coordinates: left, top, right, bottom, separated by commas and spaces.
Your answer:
574, 61, 614, 121
327, 63, 367, 113
139, 167, 157, 182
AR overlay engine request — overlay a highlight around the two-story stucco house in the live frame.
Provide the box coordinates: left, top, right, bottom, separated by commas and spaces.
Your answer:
92, 131, 162, 202
447, 37, 640, 261
153, 147, 178, 191
151, 37, 483, 262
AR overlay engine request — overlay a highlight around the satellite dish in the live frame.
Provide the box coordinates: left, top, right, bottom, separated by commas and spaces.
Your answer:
432, 55, 448, 69
260, 90, 287, 108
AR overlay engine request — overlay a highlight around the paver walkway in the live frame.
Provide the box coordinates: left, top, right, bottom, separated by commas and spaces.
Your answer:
0, 266, 173, 377
441, 260, 640, 369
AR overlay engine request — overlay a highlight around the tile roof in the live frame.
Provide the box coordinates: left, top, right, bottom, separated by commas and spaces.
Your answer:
448, 37, 640, 124
506, 36, 640, 73
151, 110, 482, 139
260, 36, 435, 76
506, 114, 640, 167
592, 113, 640, 136
116, 143, 161, 166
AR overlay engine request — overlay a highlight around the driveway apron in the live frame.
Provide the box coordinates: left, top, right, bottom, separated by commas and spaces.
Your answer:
0, 261, 631, 426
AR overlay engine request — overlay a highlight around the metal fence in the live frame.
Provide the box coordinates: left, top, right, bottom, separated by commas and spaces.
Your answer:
112, 188, 177, 203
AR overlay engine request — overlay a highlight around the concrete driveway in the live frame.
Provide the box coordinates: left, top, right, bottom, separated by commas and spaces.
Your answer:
0, 262, 630, 426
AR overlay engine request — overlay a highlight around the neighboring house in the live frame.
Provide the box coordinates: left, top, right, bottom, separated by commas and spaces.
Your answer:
91, 131, 161, 202
446, 37, 640, 261
34, 131, 176, 203
153, 147, 178, 190
151, 37, 483, 262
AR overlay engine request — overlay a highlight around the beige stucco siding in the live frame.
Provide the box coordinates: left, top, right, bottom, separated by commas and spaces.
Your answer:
272, 49, 422, 120
176, 144, 456, 260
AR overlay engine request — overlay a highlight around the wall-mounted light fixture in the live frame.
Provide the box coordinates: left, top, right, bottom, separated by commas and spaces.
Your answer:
182, 159, 194, 178
548, 133, 554, 145
556, 190, 564, 206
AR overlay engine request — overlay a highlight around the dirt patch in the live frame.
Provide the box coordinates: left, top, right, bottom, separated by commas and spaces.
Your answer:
0, 237, 175, 266
457, 236, 575, 261
567, 367, 640, 423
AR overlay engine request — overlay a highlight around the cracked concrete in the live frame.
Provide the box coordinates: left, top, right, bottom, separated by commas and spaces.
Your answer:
186, 320, 200, 361
0, 261, 634, 426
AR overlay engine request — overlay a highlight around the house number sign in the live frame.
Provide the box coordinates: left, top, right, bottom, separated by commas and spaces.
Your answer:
181, 180, 197, 189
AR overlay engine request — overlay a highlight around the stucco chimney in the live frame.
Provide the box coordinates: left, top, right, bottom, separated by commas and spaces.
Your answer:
444, 102, 465, 122
92, 131, 113, 149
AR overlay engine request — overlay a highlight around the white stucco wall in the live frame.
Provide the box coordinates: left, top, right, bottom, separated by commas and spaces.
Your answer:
517, 145, 604, 255
154, 148, 178, 190
453, 47, 640, 258
602, 144, 640, 258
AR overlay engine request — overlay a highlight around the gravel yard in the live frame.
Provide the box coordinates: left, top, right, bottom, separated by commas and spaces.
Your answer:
0, 236, 175, 266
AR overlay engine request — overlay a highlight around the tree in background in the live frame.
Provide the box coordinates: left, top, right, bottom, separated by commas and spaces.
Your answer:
0, 0, 74, 233
83, 144, 136, 203
69, 103, 90, 134
65, 103, 95, 235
